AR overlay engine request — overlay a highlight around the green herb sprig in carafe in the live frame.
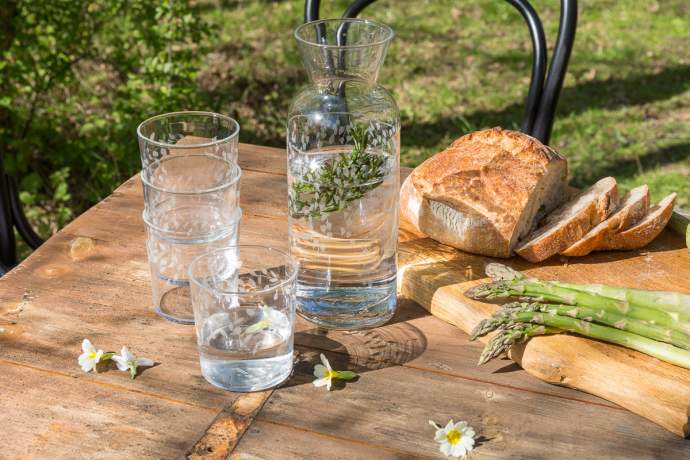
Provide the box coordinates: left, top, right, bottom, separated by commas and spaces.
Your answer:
289, 124, 385, 219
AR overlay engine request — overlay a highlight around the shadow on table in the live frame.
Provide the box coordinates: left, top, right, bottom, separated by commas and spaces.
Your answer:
281, 300, 430, 390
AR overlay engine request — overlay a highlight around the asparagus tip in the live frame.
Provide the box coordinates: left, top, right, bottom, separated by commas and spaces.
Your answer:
465, 281, 512, 300
485, 263, 523, 282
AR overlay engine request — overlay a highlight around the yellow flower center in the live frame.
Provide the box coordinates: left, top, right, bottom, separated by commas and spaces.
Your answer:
446, 429, 462, 445
325, 369, 337, 380
89, 351, 98, 360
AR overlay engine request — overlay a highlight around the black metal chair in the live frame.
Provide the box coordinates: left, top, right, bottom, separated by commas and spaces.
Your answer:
304, 0, 577, 144
0, 155, 43, 272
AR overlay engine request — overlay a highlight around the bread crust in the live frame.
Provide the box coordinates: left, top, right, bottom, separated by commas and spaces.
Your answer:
561, 185, 649, 257
599, 193, 676, 251
402, 127, 567, 257
515, 177, 619, 262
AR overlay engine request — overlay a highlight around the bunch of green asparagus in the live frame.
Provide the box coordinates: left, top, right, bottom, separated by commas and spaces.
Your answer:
465, 263, 690, 368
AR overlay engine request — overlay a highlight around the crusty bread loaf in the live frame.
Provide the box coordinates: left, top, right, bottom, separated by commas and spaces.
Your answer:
400, 127, 568, 258
560, 185, 649, 257
515, 177, 619, 262
598, 193, 676, 251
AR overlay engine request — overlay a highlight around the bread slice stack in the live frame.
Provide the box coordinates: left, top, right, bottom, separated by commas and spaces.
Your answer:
515, 177, 619, 261
517, 183, 676, 262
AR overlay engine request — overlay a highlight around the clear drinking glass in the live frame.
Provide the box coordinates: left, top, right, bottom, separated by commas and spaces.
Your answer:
188, 246, 297, 392
137, 111, 240, 168
142, 154, 242, 324
288, 19, 400, 330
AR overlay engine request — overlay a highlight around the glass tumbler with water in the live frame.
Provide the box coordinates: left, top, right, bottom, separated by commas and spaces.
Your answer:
142, 153, 242, 324
188, 246, 297, 392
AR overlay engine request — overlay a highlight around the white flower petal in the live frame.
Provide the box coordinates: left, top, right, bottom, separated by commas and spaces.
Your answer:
136, 358, 154, 367
82, 338, 94, 353
313, 364, 326, 378
434, 430, 446, 442
312, 377, 328, 387
450, 443, 467, 458
440, 442, 452, 456
78, 354, 95, 372
120, 346, 135, 363
325, 378, 332, 391
444, 419, 455, 431
95, 350, 104, 363
111, 355, 129, 372
463, 427, 475, 439
454, 421, 467, 430
461, 436, 475, 451
319, 353, 331, 371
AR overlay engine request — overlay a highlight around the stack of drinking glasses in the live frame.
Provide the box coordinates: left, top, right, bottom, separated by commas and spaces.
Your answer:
137, 111, 298, 392
138, 112, 243, 324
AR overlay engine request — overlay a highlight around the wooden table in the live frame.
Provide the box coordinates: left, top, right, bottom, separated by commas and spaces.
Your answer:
1, 144, 689, 459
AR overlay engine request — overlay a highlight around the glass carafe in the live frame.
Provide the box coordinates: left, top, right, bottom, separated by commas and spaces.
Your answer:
287, 18, 400, 330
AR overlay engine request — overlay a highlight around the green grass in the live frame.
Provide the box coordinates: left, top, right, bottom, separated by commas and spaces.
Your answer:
200, 0, 690, 207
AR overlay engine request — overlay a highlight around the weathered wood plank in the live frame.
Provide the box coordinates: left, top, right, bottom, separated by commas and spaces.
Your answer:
250, 353, 690, 459
0, 362, 215, 459
232, 420, 424, 460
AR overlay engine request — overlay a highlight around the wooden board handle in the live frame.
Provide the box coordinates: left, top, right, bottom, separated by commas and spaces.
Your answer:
398, 237, 690, 437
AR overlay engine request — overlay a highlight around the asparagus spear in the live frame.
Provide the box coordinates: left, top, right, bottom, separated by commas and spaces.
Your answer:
552, 281, 690, 316
484, 262, 690, 315
466, 264, 690, 335
499, 302, 690, 350
471, 308, 690, 369
472, 322, 558, 365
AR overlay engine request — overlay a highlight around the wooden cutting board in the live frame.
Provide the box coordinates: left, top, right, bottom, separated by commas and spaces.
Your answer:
398, 222, 690, 437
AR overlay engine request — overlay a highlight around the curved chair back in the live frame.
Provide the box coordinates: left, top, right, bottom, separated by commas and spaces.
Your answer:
304, 0, 577, 145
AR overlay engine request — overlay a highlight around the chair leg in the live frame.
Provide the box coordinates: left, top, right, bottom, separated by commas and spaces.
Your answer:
304, 0, 320, 22
8, 176, 43, 249
505, 0, 547, 136
0, 172, 18, 268
343, 0, 377, 19
532, 0, 578, 144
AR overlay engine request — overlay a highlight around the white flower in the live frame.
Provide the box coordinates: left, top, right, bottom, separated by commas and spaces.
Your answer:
112, 346, 154, 379
244, 305, 287, 334
78, 339, 105, 373
313, 353, 336, 390
429, 419, 476, 458
312, 353, 357, 391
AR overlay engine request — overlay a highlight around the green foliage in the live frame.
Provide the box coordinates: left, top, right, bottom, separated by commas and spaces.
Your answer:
1, 0, 210, 237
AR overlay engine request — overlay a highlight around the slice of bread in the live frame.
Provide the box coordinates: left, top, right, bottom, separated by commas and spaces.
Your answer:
515, 177, 619, 262
400, 127, 567, 258
560, 185, 650, 257
598, 193, 677, 251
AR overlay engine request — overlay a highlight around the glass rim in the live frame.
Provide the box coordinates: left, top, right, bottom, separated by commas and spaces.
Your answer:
188, 245, 298, 296
140, 153, 242, 195
294, 18, 395, 50
137, 111, 240, 149
142, 207, 242, 237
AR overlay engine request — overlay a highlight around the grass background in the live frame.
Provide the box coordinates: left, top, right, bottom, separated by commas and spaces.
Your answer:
200, 0, 690, 207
